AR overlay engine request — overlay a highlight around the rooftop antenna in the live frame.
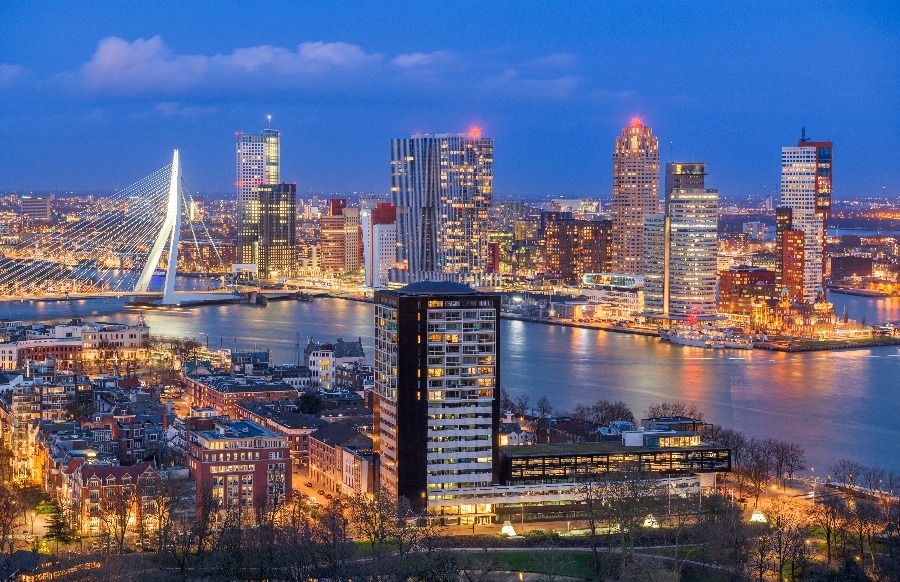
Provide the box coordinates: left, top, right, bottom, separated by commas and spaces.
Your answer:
799, 126, 809, 143
267, 114, 272, 128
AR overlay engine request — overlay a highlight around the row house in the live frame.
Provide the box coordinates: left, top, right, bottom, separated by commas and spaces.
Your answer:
184, 375, 298, 418
69, 462, 159, 535
308, 421, 377, 497
182, 416, 291, 515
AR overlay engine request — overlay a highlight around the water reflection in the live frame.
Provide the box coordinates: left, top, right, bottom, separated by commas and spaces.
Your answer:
1, 295, 898, 473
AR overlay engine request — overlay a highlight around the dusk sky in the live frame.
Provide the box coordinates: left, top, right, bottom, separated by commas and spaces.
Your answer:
0, 1, 896, 200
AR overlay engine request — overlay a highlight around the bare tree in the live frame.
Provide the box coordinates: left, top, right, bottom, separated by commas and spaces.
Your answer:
572, 399, 635, 425
644, 400, 704, 421
811, 493, 845, 564
97, 483, 136, 554
0, 484, 22, 564
511, 394, 530, 418
745, 438, 774, 506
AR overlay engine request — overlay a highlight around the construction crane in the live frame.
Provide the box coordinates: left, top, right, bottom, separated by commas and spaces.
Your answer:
65, 293, 82, 324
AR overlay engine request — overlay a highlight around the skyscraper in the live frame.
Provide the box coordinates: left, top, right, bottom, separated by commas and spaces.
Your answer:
390, 132, 496, 286
373, 281, 500, 509
779, 133, 832, 302
236, 127, 280, 266
239, 183, 296, 279
644, 164, 718, 317
611, 119, 659, 275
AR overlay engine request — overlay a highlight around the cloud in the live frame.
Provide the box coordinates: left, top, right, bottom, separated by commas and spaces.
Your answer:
0, 64, 24, 87
79, 36, 207, 95
76, 36, 382, 96
391, 51, 455, 69
153, 102, 216, 117
483, 68, 586, 100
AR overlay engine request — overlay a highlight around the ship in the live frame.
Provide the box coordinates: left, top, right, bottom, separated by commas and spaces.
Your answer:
660, 325, 754, 350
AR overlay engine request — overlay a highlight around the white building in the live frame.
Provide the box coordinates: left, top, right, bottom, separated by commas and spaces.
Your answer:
643, 164, 718, 318
361, 204, 398, 288
581, 273, 645, 319
304, 338, 365, 392
780, 138, 832, 302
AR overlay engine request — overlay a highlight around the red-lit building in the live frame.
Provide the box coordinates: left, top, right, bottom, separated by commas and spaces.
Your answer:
775, 207, 807, 302
183, 416, 291, 514
719, 266, 777, 315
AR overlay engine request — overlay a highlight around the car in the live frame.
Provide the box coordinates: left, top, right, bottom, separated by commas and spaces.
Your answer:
324, 493, 333, 500
305, 481, 313, 488
317, 489, 326, 496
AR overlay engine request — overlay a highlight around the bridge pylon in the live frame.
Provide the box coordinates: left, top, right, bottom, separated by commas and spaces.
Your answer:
134, 149, 182, 304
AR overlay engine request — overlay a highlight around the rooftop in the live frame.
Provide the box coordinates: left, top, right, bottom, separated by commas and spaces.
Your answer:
195, 419, 282, 441
191, 376, 296, 394
500, 441, 727, 458
391, 280, 478, 296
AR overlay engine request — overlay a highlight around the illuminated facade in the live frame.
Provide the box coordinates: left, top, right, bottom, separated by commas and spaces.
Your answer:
780, 136, 832, 302
373, 282, 500, 511
361, 202, 398, 288
238, 183, 296, 279
236, 128, 280, 265
719, 266, 777, 315
543, 212, 612, 282
611, 119, 659, 275
390, 132, 497, 286
644, 163, 718, 317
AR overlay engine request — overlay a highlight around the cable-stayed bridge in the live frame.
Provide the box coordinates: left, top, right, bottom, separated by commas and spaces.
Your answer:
0, 150, 236, 306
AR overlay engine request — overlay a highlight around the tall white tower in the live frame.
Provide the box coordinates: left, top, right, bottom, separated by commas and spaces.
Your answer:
780, 136, 832, 303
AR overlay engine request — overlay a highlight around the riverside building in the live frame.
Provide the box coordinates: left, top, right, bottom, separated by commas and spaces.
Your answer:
611, 119, 659, 275
779, 132, 832, 302
389, 132, 497, 287
236, 126, 281, 267
643, 163, 719, 318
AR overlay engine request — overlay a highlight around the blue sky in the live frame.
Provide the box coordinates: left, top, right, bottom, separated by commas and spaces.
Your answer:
0, 1, 896, 199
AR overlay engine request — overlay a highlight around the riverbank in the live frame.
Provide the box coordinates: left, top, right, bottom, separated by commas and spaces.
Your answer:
756, 336, 900, 352
319, 290, 900, 351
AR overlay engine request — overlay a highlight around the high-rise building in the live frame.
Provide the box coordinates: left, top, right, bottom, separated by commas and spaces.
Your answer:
318, 199, 363, 274
390, 132, 496, 286
543, 212, 612, 283
237, 127, 280, 266
665, 163, 706, 198
611, 119, 659, 275
239, 183, 296, 279
361, 202, 398, 288
20, 194, 52, 221
373, 281, 500, 509
779, 133, 832, 302
342, 207, 363, 273
644, 164, 718, 317
775, 207, 806, 302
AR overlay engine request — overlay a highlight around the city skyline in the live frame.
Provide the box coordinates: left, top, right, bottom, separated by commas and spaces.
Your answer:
0, 2, 896, 199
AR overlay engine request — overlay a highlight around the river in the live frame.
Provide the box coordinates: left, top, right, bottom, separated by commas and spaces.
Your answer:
2, 291, 898, 475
